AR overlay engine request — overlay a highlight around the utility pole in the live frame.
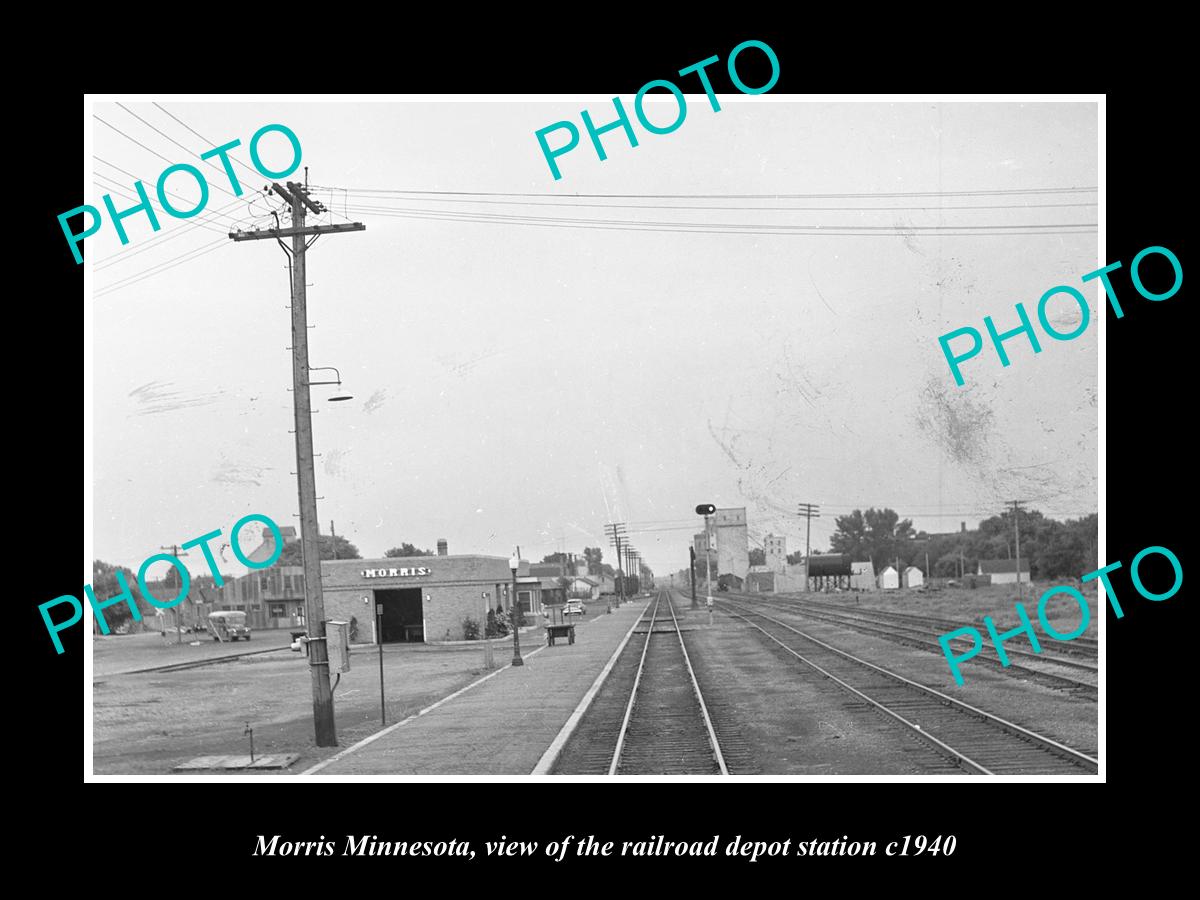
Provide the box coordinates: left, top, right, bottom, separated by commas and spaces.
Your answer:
230, 181, 364, 748
1007, 500, 1026, 604
160, 544, 189, 644
797, 503, 820, 593
628, 548, 637, 595
605, 523, 627, 607
330, 520, 338, 560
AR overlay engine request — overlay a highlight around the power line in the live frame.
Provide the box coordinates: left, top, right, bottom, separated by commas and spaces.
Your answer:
316, 187, 1097, 213
91, 197, 260, 269
151, 102, 263, 180
314, 185, 1098, 200
93, 156, 256, 227
344, 206, 1095, 238
116, 102, 214, 163
95, 238, 229, 298
91, 176, 231, 242
341, 202, 1093, 232
94, 112, 246, 202
94, 115, 176, 165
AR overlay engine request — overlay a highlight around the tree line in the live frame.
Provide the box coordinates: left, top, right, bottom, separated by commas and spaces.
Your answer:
827, 507, 1097, 581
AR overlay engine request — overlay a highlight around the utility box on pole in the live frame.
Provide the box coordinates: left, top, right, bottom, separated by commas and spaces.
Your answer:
326, 620, 351, 674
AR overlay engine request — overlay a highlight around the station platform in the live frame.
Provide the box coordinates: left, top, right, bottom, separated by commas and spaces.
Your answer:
302, 598, 651, 776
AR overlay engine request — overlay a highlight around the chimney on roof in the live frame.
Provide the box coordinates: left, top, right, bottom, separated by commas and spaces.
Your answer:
961, 522, 966, 533
437, 539, 448, 556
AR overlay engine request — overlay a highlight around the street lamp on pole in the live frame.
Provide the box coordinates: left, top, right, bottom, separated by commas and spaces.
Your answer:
509, 556, 523, 667
308, 365, 354, 402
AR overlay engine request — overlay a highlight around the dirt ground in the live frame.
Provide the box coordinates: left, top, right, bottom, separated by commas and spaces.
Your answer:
92, 630, 541, 775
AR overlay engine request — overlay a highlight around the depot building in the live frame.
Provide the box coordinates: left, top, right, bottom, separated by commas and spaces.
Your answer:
321, 542, 545, 644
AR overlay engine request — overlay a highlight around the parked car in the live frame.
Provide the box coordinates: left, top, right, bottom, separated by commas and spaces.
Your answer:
563, 599, 587, 617
207, 610, 252, 642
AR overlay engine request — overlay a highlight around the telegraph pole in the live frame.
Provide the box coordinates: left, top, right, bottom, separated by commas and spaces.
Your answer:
624, 546, 634, 597
230, 181, 364, 748
1007, 500, 1026, 604
797, 503, 820, 593
160, 543, 189, 643
605, 523, 627, 607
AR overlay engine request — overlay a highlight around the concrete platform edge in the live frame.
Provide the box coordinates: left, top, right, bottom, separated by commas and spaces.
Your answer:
529, 603, 649, 775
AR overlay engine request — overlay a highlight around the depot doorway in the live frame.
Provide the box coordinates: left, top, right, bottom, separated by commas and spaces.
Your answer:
375, 588, 424, 643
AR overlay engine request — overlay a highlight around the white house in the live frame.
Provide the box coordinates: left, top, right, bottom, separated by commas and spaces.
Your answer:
568, 576, 601, 600
902, 566, 924, 588
978, 559, 1030, 585
878, 566, 899, 590
850, 561, 876, 590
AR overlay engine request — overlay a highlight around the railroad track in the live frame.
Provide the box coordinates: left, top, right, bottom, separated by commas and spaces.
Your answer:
95, 645, 293, 679
725, 592, 1097, 699
554, 591, 730, 775
769, 593, 1098, 658
717, 598, 1098, 775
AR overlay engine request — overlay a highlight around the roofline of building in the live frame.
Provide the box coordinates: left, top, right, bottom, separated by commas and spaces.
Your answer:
322, 554, 511, 565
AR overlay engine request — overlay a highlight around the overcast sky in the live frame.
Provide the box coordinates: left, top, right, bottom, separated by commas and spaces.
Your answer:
89, 98, 1098, 579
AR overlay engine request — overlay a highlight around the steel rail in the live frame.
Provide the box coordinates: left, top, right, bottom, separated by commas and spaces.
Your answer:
607, 593, 661, 775
664, 590, 729, 775
95, 645, 292, 679
761, 592, 1099, 655
719, 598, 1098, 773
731, 593, 1098, 677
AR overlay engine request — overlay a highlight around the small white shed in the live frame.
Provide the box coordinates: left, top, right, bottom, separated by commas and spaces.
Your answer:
902, 566, 924, 588
878, 566, 899, 590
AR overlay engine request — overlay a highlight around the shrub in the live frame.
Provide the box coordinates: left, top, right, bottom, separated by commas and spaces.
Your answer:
462, 616, 481, 641
490, 607, 512, 636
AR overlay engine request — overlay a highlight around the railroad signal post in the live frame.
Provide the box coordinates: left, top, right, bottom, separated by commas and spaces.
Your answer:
695, 504, 716, 623
229, 181, 365, 748
689, 545, 698, 609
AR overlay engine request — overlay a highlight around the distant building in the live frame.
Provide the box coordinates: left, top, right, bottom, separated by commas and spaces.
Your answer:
567, 576, 601, 600
902, 566, 925, 588
878, 566, 900, 590
538, 577, 566, 606
714, 507, 749, 582
244, 524, 298, 565
850, 561, 876, 590
764, 533, 786, 573
211, 565, 307, 630
977, 559, 1030, 584
746, 570, 775, 592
